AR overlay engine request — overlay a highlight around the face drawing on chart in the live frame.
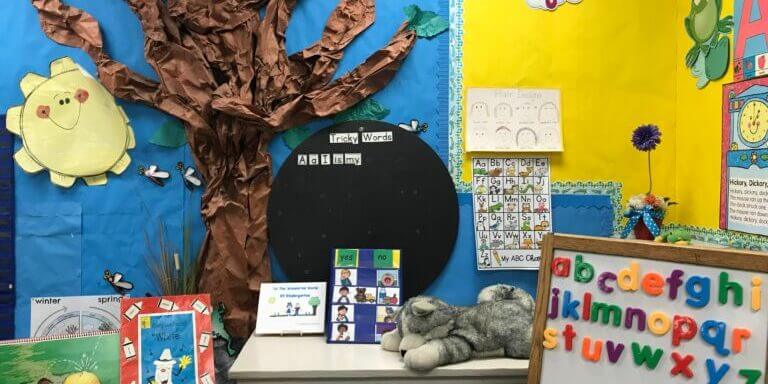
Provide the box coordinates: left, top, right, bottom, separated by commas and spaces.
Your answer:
495, 126, 514, 145
516, 128, 538, 149
494, 103, 513, 120
538, 102, 560, 124
515, 102, 537, 124
470, 102, 490, 120
541, 128, 560, 147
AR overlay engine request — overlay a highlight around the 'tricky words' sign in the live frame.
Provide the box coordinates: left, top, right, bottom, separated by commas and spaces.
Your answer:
529, 235, 768, 384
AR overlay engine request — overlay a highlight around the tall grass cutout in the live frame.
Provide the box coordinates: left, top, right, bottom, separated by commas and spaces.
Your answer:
145, 222, 200, 295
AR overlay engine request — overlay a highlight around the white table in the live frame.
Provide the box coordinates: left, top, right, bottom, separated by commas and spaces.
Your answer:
230, 335, 529, 383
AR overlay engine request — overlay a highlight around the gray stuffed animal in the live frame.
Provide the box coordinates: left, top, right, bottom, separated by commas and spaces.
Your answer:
381, 284, 534, 371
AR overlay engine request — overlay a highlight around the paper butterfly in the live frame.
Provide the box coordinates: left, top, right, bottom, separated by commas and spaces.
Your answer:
138, 164, 170, 187
104, 269, 134, 295
398, 119, 428, 134
177, 162, 202, 191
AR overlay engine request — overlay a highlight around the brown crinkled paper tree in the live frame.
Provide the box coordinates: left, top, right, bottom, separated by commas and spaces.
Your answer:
31, 0, 416, 339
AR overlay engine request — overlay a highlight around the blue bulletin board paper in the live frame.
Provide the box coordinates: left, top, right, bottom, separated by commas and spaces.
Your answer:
1, 0, 203, 337
552, 194, 615, 237
2, 0, 552, 336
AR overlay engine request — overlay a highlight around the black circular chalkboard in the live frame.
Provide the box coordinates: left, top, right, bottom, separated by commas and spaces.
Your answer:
268, 120, 458, 299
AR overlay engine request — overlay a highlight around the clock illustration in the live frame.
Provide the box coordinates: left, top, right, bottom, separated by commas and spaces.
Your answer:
738, 99, 768, 147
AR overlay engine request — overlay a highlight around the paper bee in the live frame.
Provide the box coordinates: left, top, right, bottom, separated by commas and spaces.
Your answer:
104, 269, 134, 295
177, 162, 202, 191
138, 164, 170, 186
398, 119, 428, 134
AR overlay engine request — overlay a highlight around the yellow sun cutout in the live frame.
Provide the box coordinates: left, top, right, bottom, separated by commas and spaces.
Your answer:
5, 57, 135, 187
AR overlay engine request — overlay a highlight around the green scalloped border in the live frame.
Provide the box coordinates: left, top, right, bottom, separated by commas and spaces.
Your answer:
448, 0, 470, 192
663, 224, 768, 251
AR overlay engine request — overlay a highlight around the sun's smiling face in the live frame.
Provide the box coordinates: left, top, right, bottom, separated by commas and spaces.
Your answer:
34, 88, 89, 130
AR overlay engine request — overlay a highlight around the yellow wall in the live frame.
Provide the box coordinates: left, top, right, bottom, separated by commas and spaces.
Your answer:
675, 0, 734, 228
462, 0, 679, 215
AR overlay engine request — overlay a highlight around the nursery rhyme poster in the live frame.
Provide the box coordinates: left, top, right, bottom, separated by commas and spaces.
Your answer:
539, 251, 768, 384
721, 77, 768, 236
472, 157, 551, 270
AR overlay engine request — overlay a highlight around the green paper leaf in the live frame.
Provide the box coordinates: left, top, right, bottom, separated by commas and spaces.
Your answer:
404, 4, 449, 38
150, 120, 187, 148
333, 98, 390, 123
283, 125, 312, 150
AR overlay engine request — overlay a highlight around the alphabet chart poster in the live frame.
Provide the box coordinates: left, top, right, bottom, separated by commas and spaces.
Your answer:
119, 294, 215, 384
466, 88, 563, 152
472, 157, 551, 270
529, 235, 768, 384
327, 249, 401, 344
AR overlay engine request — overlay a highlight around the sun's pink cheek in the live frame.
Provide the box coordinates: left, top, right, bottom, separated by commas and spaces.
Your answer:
36, 105, 50, 119
75, 88, 89, 103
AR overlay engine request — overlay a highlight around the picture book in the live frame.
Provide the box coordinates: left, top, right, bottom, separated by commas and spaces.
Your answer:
327, 249, 401, 344
255, 282, 326, 335
120, 294, 215, 384
31, 295, 122, 337
0, 331, 119, 384
472, 157, 552, 270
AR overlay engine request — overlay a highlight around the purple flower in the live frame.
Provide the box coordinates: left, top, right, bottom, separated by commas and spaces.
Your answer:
631, 124, 662, 152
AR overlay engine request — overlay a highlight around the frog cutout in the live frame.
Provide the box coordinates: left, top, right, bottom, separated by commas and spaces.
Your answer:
684, 0, 733, 89
6, 57, 135, 187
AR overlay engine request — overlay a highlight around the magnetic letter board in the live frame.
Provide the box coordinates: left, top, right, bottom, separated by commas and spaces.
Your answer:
528, 234, 768, 384
327, 249, 401, 344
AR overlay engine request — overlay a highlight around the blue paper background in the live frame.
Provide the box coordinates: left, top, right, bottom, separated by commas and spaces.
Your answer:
2, 0, 202, 338
0, 0, 609, 338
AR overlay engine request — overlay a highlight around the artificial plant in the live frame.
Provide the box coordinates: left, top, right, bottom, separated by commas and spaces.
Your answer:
30, 0, 418, 339
621, 124, 676, 240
